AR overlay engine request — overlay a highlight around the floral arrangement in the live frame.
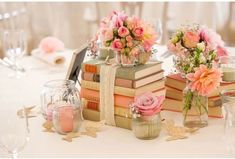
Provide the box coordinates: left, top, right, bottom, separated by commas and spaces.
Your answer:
39, 37, 65, 53
167, 24, 227, 76
167, 24, 225, 125
94, 11, 157, 63
130, 92, 164, 118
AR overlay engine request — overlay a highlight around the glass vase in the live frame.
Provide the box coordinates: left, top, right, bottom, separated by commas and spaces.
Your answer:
183, 87, 208, 128
137, 51, 151, 64
132, 113, 161, 140
120, 54, 136, 67
40, 79, 83, 134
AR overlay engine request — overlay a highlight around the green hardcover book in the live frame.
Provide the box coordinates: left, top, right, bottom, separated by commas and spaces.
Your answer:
82, 108, 132, 130
81, 59, 162, 80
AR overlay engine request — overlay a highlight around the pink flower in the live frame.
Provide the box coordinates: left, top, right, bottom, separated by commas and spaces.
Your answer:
130, 47, 139, 56
102, 28, 114, 41
126, 16, 141, 30
133, 27, 144, 37
110, 11, 128, 28
182, 31, 200, 48
118, 26, 129, 37
200, 26, 225, 50
216, 45, 228, 58
111, 39, 124, 51
132, 92, 164, 116
126, 35, 133, 42
186, 65, 222, 96
39, 37, 65, 53
127, 41, 133, 47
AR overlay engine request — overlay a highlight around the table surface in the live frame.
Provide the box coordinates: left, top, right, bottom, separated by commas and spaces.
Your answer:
0, 46, 235, 158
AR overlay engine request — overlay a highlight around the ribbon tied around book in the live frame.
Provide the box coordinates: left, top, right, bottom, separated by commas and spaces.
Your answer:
100, 59, 119, 126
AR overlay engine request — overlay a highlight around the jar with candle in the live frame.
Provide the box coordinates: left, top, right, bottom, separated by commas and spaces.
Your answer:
219, 56, 235, 82
41, 80, 83, 134
130, 92, 164, 140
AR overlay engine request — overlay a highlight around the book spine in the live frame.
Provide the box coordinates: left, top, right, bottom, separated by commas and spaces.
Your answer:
82, 72, 100, 82
86, 100, 99, 111
81, 88, 100, 102
84, 64, 97, 74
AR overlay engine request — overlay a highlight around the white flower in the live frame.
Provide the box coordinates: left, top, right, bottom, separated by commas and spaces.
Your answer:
197, 42, 205, 52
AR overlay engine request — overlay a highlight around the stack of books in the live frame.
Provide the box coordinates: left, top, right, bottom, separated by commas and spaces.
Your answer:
80, 59, 165, 129
163, 74, 235, 118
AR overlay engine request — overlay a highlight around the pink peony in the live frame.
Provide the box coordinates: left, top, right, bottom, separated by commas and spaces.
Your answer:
39, 37, 65, 53
126, 16, 141, 30
132, 92, 164, 116
118, 26, 129, 37
111, 39, 124, 51
182, 31, 200, 48
133, 27, 144, 37
200, 26, 225, 50
216, 45, 228, 58
186, 65, 222, 96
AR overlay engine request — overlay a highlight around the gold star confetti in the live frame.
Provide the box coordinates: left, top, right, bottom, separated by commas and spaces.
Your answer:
42, 121, 55, 133
162, 120, 199, 141
62, 132, 81, 142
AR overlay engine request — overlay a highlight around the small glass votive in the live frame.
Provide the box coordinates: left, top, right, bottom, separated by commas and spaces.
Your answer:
52, 102, 82, 134
132, 113, 161, 140
219, 56, 235, 82
221, 89, 235, 153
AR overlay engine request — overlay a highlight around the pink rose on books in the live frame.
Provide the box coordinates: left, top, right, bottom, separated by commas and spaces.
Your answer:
39, 37, 65, 53
186, 65, 222, 96
111, 39, 124, 51
118, 26, 129, 37
183, 31, 200, 48
132, 92, 164, 116
133, 27, 144, 37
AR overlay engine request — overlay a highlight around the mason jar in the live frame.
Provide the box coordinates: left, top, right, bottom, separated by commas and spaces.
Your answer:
132, 113, 161, 140
40, 79, 83, 134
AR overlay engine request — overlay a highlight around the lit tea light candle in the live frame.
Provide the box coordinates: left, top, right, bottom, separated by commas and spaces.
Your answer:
222, 67, 235, 82
57, 105, 74, 133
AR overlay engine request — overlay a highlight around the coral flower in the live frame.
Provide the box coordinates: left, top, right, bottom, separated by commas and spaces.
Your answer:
186, 65, 222, 96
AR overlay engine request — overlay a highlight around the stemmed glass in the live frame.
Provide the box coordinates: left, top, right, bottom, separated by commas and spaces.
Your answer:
155, 19, 163, 44
3, 30, 27, 78
0, 108, 30, 159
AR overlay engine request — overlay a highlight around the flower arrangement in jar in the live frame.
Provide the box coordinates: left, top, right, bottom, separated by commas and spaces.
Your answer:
93, 11, 157, 67
130, 92, 164, 140
167, 24, 226, 128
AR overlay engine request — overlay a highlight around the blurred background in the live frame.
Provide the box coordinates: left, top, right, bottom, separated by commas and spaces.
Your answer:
0, 1, 234, 58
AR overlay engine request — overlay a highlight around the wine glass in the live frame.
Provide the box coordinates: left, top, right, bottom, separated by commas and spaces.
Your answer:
155, 19, 163, 44
0, 108, 30, 159
3, 30, 27, 78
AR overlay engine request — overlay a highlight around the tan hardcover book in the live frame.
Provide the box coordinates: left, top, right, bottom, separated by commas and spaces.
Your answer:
162, 98, 223, 118
81, 79, 165, 97
82, 109, 132, 130
166, 87, 222, 107
81, 59, 162, 80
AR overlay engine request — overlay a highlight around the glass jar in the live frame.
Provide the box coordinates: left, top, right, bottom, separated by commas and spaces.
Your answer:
98, 47, 114, 60
137, 51, 151, 64
219, 56, 235, 82
183, 87, 208, 128
221, 89, 235, 153
40, 80, 83, 134
120, 54, 136, 67
132, 113, 161, 140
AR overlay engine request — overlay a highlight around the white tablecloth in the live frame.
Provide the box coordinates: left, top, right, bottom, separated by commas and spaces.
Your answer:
0, 46, 234, 158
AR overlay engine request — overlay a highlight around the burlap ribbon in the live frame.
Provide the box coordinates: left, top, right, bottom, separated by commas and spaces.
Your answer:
100, 63, 119, 126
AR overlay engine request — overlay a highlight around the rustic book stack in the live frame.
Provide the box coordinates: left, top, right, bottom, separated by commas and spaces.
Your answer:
163, 74, 235, 118
80, 59, 165, 129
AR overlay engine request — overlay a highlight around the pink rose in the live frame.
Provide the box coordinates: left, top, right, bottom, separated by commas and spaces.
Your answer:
133, 27, 144, 37
127, 41, 133, 47
186, 65, 222, 96
118, 26, 129, 37
39, 37, 65, 53
129, 47, 139, 56
103, 29, 114, 41
132, 92, 164, 116
183, 31, 200, 48
111, 39, 124, 51
126, 35, 133, 42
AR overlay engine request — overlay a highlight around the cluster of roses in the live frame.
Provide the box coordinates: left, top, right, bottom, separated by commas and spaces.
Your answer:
167, 24, 227, 96
99, 11, 157, 57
